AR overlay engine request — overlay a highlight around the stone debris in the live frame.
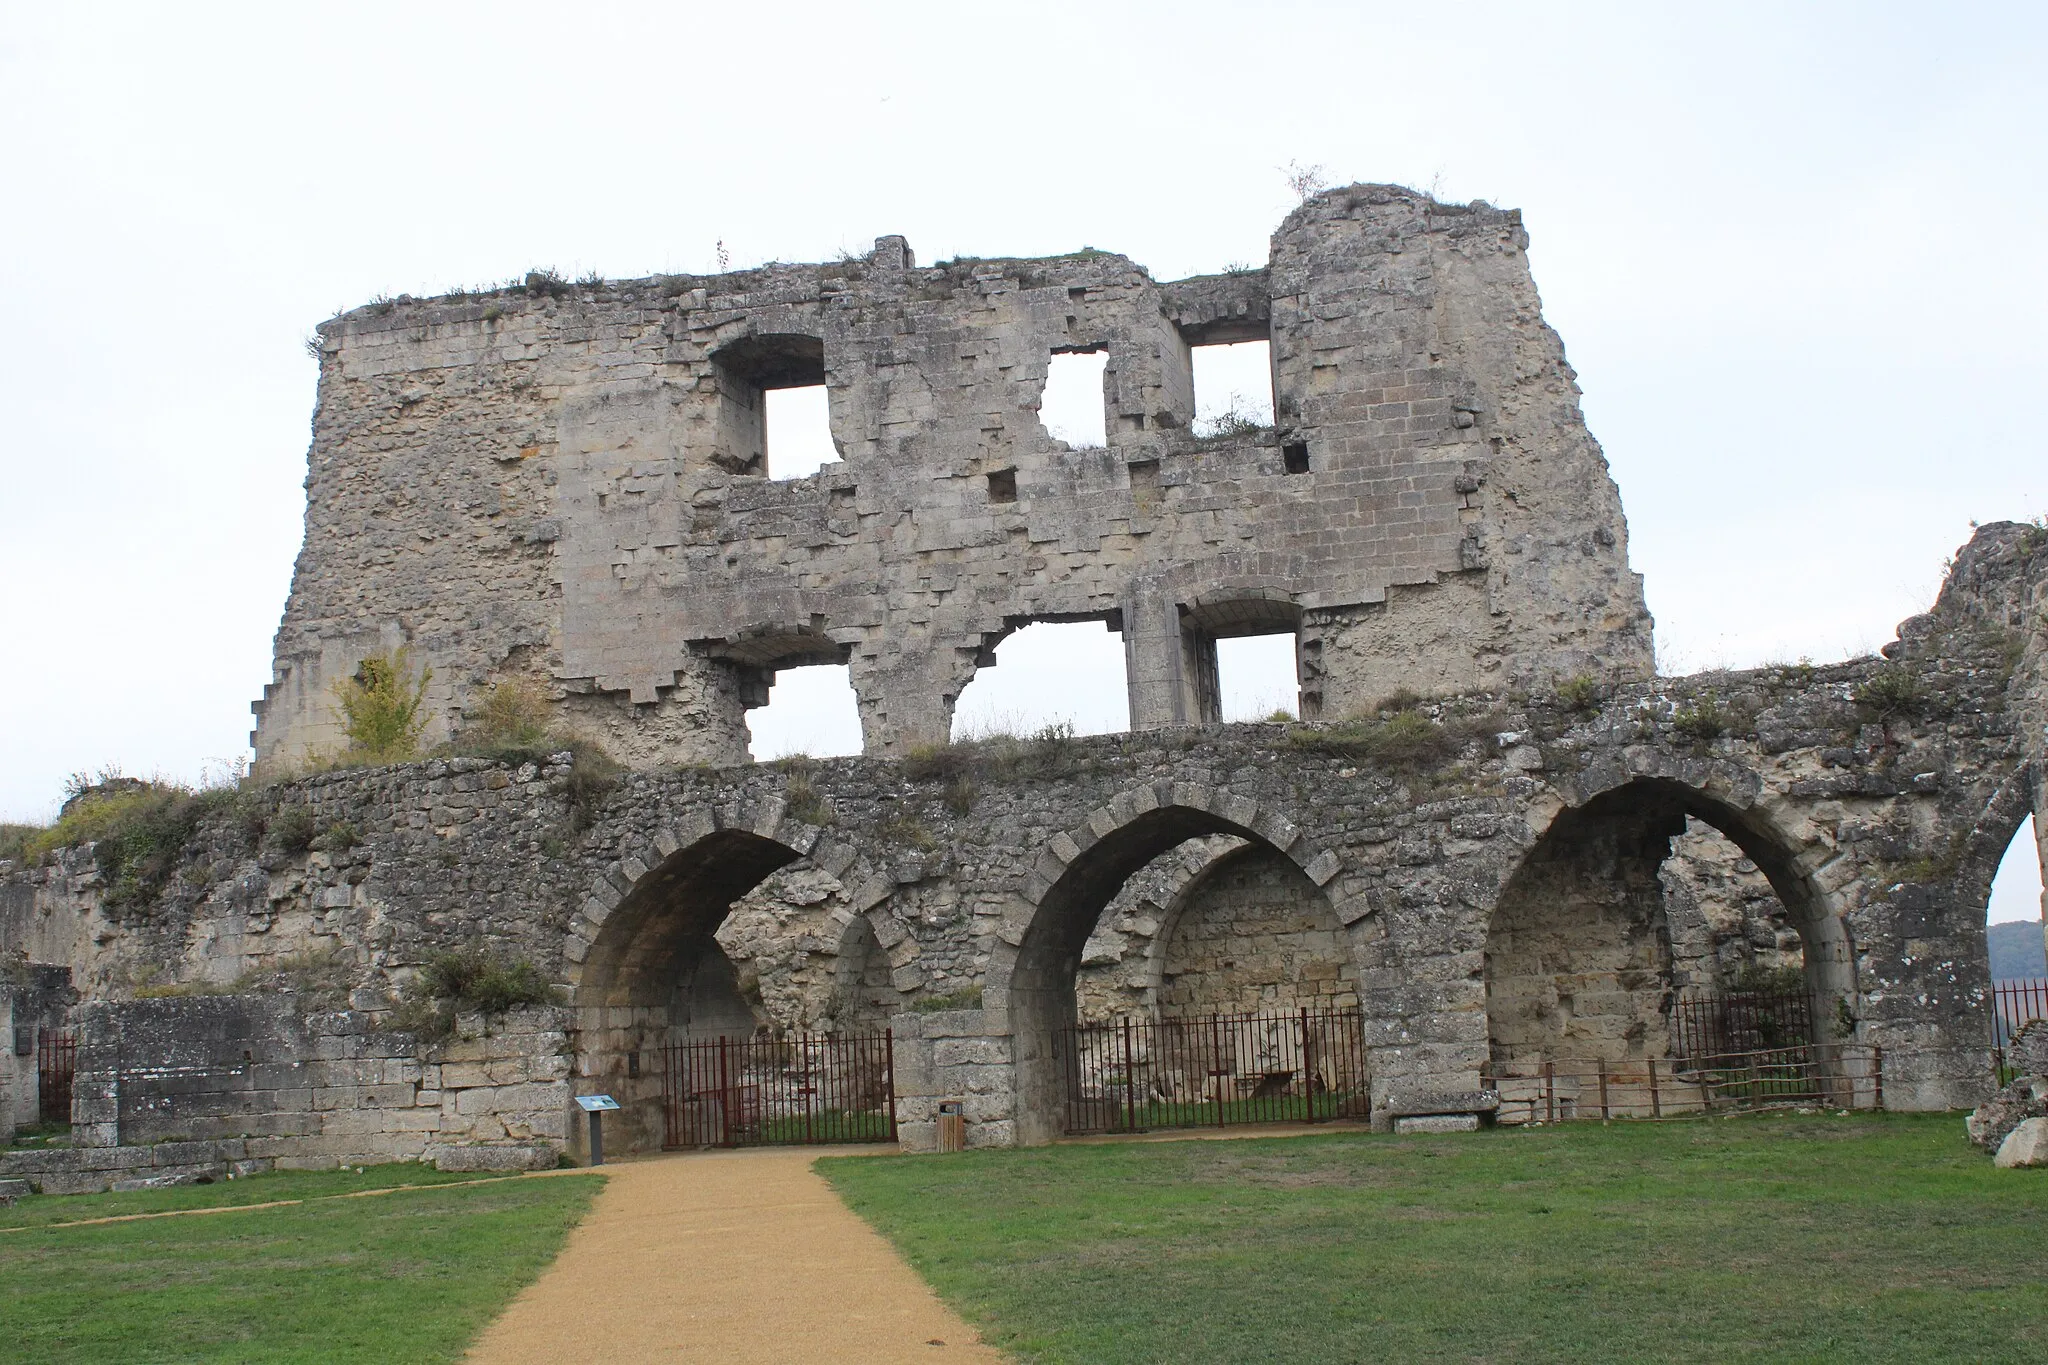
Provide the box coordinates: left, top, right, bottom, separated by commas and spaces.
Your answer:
1993, 1116, 2048, 1169
1967, 1074, 2048, 1155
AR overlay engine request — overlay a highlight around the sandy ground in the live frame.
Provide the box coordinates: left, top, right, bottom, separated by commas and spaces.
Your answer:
463, 1146, 1005, 1364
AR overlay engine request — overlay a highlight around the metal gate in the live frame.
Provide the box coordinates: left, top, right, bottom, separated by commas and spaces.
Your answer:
37, 1030, 76, 1126
1055, 1007, 1371, 1135
658, 1030, 895, 1148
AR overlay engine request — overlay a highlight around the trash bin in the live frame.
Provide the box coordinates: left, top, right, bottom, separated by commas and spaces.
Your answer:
937, 1100, 966, 1153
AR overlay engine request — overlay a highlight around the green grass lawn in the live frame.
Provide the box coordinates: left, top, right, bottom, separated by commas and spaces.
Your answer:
0, 1165, 601, 1363
821, 1112, 2048, 1364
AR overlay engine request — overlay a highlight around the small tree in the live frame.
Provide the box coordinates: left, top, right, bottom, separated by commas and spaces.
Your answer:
332, 649, 432, 762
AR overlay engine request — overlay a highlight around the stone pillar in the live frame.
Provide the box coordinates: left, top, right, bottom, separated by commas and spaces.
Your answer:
888, 1010, 1016, 1152
1122, 584, 1205, 730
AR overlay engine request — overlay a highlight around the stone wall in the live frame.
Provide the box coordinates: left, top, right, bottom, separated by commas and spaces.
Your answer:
4, 522, 2043, 1154
254, 185, 1651, 769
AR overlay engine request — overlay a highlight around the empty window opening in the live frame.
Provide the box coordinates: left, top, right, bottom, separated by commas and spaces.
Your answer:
1216, 633, 1299, 721
987, 468, 1017, 503
951, 619, 1129, 741
745, 664, 862, 761
1192, 339, 1274, 437
1039, 349, 1108, 449
709, 333, 832, 479
1282, 441, 1310, 474
765, 385, 839, 480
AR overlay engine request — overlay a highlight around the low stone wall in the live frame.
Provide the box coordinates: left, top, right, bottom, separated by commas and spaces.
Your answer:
22, 994, 571, 1190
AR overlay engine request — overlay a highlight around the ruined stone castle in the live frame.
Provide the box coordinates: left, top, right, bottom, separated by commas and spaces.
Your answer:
4, 185, 2044, 1185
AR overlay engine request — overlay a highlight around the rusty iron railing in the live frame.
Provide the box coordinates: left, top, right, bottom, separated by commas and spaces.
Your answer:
1054, 1007, 1371, 1136
1671, 987, 1820, 1060
658, 1030, 895, 1148
1485, 1043, 1883, 1124
1992, 976, 2048, 1081
37, 1030, 76, 1126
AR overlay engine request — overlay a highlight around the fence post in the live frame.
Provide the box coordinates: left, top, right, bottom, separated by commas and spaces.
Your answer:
718, 1035, 732, 1148
1747, 1050, 1762, 1108
884, 1028, 898, 1143
1211, 1016, 1226, 1128
1647, 1057, 1661, 1119
1597, 1058, 1610, 1121
1543, 1060, 1555, 1124
1122, 1017, 1138, 1134
1299, 1007, 1315, 1124
1873, 1044, 1883, 1111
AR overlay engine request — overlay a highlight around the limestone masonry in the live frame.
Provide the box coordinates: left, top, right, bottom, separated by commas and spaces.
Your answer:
4, 186, 2045, 1183
254, 185, 1649, 767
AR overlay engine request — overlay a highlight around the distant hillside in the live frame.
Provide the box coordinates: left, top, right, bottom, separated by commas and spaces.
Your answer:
1990, 919, 2047, 980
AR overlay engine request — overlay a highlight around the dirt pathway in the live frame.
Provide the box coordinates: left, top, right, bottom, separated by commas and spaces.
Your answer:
464, 1147, 1004, 1364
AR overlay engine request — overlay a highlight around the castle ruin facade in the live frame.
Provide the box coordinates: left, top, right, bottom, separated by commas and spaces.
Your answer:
3, 187, 2044, 1185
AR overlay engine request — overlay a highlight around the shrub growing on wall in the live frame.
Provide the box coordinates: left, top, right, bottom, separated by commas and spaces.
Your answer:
332, 649, 432, 762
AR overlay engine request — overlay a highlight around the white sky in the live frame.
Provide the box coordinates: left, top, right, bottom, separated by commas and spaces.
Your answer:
2, 2, 2043, 920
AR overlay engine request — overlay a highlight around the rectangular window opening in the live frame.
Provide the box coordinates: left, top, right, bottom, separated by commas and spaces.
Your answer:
1192, 338, 1274, 438
987, 468, 1017, 503
951, 618, 1129, 742
745, 663, 862, 761
765, 385, 840, 481
1282, 441, 1310, 475
1040, 349, 1108, 450
1216, 632, 1299, 722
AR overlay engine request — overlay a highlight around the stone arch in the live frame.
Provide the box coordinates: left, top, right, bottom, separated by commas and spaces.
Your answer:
989, 782, 1349, 1143
563, 796, 884, 1152
1152, 841, 1359, 1017
1933, 761, 2042, 1058
1488, 769, 1849, 1068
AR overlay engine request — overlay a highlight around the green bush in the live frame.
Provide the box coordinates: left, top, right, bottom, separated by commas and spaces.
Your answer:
268, 806, 316, 855
1853, 664, 1926, 720
1672, 696, 1727, 743
389, 949, 557, 1040
23, 783, 236, 911
1555, 674, 1601, 715
332, 649, 432, 763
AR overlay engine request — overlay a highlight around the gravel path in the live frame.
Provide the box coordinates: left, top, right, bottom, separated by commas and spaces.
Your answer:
464, 1147, 1003, 1364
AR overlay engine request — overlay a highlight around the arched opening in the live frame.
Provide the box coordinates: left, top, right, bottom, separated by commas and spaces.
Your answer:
745, 664, 862, 760
1484, 778, 1850, 1071
1008, 802, 1350, 1143
573, 829, 803, 1152
1154, 844, 1359, 1016
1985, 812, 2046, 1071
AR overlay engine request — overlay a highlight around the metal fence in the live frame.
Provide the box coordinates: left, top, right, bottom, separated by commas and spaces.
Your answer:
658, 1030, 895, 1148
1992, 977, 2048, 1079
1671, 987, 1819, 1059
36, 1030, 75, 1126
1055, 1007, 1371, 1136
1485, 1043, 1884, 1124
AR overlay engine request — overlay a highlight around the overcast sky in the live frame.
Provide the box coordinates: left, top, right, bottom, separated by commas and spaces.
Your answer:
2, 2, 2041, 916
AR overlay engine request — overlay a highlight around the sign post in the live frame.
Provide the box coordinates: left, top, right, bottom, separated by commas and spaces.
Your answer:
575, 1094, 621, 1166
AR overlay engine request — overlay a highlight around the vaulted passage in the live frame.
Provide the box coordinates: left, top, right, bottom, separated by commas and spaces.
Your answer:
1006, 802, 1351, 1143
1484, 779, 1849, 1070
574, 829, 804, 1151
